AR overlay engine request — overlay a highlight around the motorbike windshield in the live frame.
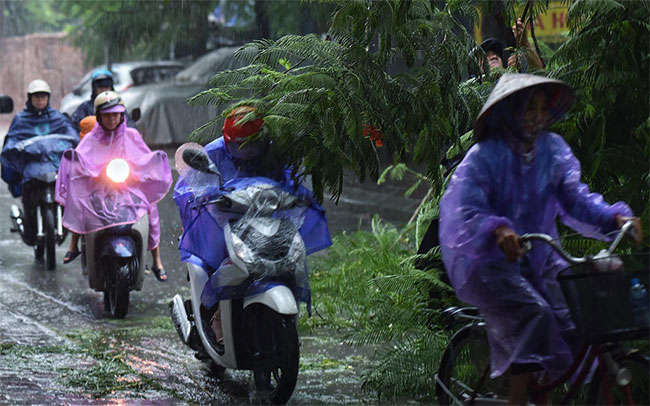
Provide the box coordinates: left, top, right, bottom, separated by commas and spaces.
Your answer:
0, 134, 78, 184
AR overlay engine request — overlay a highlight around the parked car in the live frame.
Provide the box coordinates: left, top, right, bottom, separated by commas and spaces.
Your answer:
121, 46, 244, 146
60, 61, 185, 116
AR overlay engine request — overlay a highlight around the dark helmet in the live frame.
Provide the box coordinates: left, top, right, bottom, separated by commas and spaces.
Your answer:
480, 38, 505, 62
222, 106, 264, 143
91, 69, 114, 92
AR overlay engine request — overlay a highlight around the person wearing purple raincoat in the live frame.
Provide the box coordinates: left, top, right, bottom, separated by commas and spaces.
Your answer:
174, 106, 332, 344
55, 91, 172, 281
438, 73, 642, 404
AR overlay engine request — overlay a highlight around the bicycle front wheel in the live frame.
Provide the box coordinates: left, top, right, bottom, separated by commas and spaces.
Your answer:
587, 351, 650, 405
436, 324, 509, 405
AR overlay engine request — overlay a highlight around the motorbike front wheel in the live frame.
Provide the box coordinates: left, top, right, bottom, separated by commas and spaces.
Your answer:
103, 259, 131, 318
246, 304, 299, 405
44, 205, 56, 270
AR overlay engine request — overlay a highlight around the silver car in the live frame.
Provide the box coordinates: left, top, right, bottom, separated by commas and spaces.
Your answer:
121, 46, 244, 146
60, 61, 185, 116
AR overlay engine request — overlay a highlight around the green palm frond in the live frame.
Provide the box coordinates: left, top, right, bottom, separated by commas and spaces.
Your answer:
190, 0, 488, 202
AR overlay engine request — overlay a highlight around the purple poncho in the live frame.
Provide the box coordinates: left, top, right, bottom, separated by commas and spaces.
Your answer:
55, 120, 172, 250
439, 132, 632, 378
440, 74, 635, 379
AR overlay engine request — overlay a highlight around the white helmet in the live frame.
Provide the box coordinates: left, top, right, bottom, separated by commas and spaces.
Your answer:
27, 79, 51, 95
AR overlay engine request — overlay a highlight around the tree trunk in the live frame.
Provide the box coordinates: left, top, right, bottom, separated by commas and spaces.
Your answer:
255, 0, 270, 39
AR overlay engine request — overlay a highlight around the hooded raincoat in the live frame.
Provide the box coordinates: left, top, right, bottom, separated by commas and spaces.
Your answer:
55, 120, 172, 250
174, 137, 332, 310
1, 102, 77, 197
439, 74, 633, 379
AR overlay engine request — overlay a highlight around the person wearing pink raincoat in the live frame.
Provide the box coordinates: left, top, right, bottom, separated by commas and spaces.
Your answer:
55, 91, 172, 281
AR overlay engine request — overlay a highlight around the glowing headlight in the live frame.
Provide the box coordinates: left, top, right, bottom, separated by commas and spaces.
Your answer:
106, 158, 130, 183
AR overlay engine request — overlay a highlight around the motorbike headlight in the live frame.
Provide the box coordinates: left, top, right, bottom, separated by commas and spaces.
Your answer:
106, 158, 130, 183
231, 232, 255, 264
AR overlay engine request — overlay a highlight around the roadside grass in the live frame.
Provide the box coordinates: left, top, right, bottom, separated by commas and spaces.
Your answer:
302, 215, 457, 401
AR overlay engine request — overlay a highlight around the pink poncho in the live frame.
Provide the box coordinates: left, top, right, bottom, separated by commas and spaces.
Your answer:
55, 120, 172, 250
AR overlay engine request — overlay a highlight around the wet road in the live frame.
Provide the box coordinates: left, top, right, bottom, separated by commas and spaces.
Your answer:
0, 123, 424, 405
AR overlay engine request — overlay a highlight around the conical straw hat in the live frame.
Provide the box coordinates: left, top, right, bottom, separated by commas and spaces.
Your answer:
474, 73, 575, 140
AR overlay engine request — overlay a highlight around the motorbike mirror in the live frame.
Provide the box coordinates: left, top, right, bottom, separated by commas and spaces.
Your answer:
0, 95, 14, 113
175, 142, 223, 185
130, 107, 141, 122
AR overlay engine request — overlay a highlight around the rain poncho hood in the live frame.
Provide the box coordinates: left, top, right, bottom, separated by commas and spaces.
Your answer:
174, 137, 332, 310
55, 120, 172, 240
439, 73, 632, 378
1, 104, 77, 197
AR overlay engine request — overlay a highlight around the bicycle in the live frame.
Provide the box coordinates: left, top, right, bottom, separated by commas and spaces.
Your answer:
435, 221, 649, 405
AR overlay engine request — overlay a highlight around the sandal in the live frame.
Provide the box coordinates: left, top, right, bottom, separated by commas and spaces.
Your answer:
152, 266, 167, 282
63, 250, 80, 264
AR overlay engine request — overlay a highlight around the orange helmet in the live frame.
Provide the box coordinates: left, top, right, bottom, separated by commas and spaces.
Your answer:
222, 106, 264, 142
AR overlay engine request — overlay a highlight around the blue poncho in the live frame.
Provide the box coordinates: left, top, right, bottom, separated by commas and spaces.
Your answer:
174, 137, 332, 310
1, 104, 78, 197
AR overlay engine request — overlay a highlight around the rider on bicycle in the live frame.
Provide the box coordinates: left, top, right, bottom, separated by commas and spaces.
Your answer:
438, 73, 642, 405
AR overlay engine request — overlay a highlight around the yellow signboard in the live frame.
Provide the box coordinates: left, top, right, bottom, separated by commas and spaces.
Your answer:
527, 2, 570, 43
474, 1, 571, 44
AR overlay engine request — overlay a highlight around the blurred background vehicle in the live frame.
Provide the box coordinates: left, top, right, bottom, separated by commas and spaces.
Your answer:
60, 61, 185, 117
0, 95, 13, 114
121, 46, 243, 146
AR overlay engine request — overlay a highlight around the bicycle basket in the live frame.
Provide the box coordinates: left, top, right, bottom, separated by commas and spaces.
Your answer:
558, 254, 649, 344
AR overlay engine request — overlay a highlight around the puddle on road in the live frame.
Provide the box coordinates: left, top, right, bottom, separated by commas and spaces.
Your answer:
0, 316, 419, 405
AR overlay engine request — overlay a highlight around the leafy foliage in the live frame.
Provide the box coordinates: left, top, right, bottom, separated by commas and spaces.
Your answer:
191, 0, 489, 202
550, 0, 650, 221
307, 216, 457, 400
59, 0, 215, 64
0, 0, 73, 37
56, 0, 334, 66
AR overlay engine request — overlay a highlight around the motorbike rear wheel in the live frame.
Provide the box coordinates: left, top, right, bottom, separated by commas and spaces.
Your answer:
246, 304, 299, 405
103, 259, 131, 318
44, 206, 56, 270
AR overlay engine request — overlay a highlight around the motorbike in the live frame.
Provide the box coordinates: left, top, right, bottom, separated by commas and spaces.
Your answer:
170, 144, 313, 404
73, 154, 148, 318
4, 133, 78, 270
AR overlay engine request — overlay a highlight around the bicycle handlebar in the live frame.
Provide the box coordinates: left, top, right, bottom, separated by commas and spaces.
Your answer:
519, 220, 637, 265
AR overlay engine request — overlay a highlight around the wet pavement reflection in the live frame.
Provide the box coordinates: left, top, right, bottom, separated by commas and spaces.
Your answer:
0, 128, 425, 404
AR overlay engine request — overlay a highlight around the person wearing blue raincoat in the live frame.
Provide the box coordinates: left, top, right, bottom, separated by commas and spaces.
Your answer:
69, 69, 135, 132
1, 79, 78, 247
1, 79, 77, 197
174, 107, 331, 330
438, 73, 642, 405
